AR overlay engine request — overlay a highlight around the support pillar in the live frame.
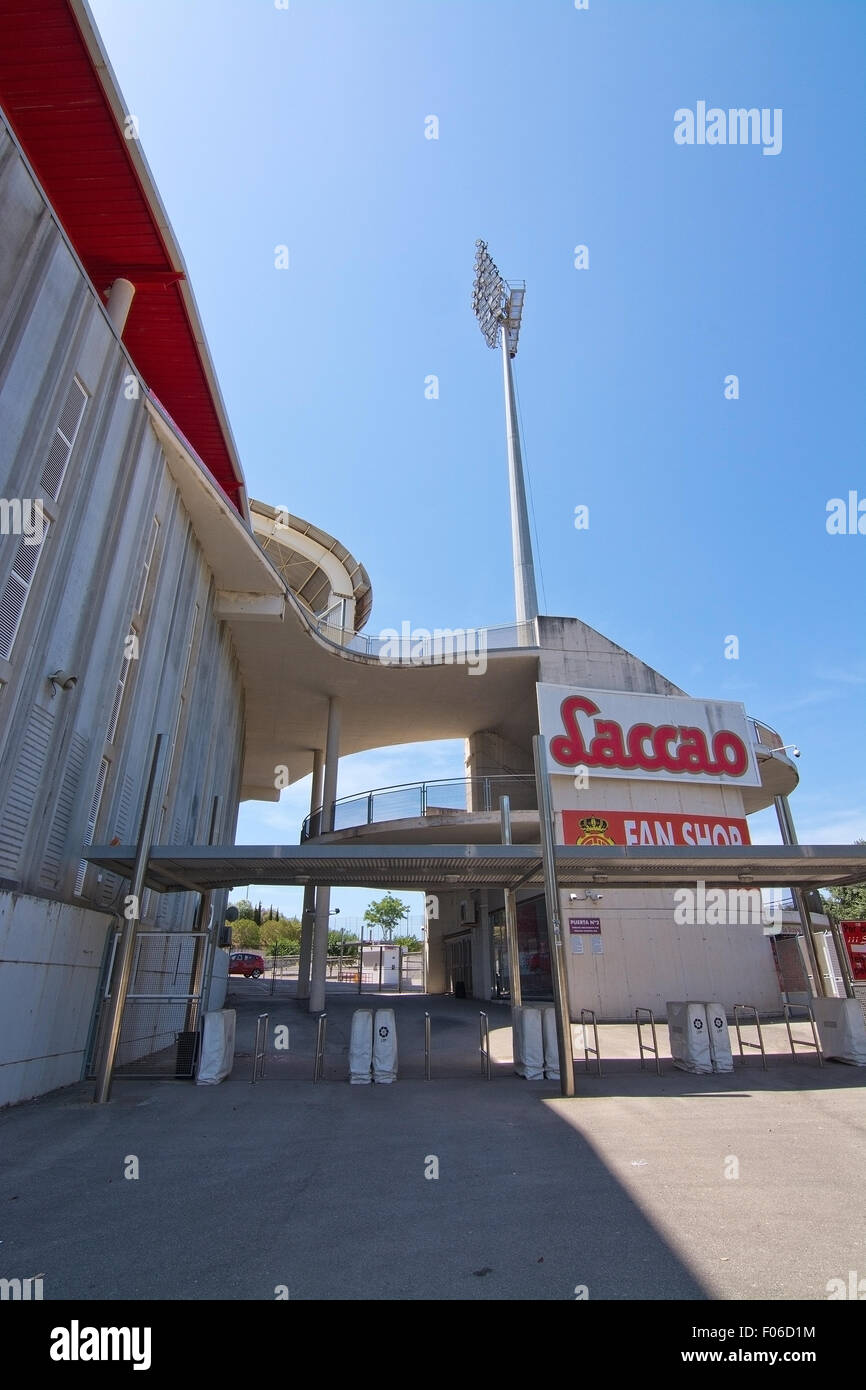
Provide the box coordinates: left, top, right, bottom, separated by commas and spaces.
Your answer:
105, 277, 135, 334
94, 733, 168, 1103
499, 796, 522, 1009
532, 736, 575, 1097
774, 794, 827, 997
309, 700, 341, 1013
296, 749, 324, 1000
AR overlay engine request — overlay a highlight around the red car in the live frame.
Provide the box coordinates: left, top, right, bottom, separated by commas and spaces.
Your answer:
229, 951, 265, 979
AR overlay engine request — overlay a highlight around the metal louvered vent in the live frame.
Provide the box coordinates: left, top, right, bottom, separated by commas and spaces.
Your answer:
0, 704, 55, 877
74, 757, 109, 898
42, 378, 87, 500
40, 732, 88, 889
106, 651, 130, 745
0, 525, 50, 661
98, 773, 135, 908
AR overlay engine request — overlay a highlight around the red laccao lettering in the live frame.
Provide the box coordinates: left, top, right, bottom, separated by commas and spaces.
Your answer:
550, 696, 749, 779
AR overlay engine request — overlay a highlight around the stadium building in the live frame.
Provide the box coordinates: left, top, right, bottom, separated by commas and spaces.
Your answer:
1, 0, 862, 1107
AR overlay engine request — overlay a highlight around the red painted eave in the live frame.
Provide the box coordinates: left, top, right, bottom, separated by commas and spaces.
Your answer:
0, 0, 245, 514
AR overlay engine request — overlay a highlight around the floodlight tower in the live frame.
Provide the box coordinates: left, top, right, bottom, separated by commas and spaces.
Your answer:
472, 240, 538, 636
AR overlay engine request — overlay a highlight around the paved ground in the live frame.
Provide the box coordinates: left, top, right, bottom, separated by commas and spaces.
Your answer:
1, 989, 863, 1301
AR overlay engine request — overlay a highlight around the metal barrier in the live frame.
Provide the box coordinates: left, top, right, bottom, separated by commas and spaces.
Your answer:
733, 1004, 768, 1071
783, 1003, 824, 1066
251, 1013, 268, 1084
635, 1008, 661, 1075
479, 1011, 491, 1080
424, 1012, 431, 1081
579, 1008, 602, 1076
313, 1012, 328, 1081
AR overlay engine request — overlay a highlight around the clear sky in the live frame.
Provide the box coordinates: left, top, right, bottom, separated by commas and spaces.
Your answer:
89, 0, 865, 922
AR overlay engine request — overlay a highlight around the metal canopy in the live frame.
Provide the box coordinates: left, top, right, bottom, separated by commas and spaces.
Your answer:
86, 843, 866, 895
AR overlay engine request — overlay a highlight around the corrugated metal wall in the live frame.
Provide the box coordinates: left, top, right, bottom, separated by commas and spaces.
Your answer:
0, 113, 247, 1097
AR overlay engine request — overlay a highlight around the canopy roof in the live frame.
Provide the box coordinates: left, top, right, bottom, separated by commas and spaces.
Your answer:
86, 843, 866, 895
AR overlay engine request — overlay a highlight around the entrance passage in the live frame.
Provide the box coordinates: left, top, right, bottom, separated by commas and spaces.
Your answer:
443, 933, 472, 998
490, 894, 554, 1001
227, 990, 513, 1082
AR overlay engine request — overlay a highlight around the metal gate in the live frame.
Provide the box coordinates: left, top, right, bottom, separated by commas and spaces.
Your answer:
86, 930, 209, 1079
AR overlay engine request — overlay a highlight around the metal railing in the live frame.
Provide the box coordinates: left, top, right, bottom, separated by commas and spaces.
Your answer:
579, 1008, 602, 1076
783, 1003, 823, 1066
310, 617, 539, 662
302, 717, 788, 840
251, 1013, 268, 1084
303, 774, 537, 840
313, 1013, 328, 1081
733, 1004, 767, 1070
635, 1008, 661, 1075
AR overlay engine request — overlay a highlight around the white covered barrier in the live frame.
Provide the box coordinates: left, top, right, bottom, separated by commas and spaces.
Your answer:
512, 1005, 544, 1080
811, 998, 866, 1065
705, 1003, 733, 1073
196, 1009, 236, 1085
667, 1001, 713, 1075
542, 1005, 560, 1081
372, 1008, 398, 1083
349, 1009, 373, 1084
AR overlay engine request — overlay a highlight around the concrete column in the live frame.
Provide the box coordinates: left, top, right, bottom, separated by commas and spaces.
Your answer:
309, 699, 341, 1013
105, 278, 135, 334
296, 749, 324, 1000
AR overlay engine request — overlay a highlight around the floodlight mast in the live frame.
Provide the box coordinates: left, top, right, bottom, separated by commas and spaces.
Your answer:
472, 240, 539, 639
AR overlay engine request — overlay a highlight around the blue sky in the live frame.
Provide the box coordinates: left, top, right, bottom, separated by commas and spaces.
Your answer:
90, 0, 865, 921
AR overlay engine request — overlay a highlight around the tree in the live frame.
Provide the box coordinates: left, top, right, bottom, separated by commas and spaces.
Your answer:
822, 843, 866, 921
364, 893, 410, 941
254, 901, 263, 926
232, 918, 260, 947
393, 934, 422, 951
260, 915, 302, 951
234, 898, 253, 919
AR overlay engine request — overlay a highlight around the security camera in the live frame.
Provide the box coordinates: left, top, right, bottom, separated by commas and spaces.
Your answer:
48, 670, 78, 696
791, 746, 800, 759
568, 893, 579, 903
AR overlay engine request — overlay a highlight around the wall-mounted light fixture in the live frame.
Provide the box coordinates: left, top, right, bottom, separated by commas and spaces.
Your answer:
48, 669, 78, 697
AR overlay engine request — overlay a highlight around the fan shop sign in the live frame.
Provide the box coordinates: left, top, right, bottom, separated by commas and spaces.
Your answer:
537, 684, 760, 787
562, 810, 751, 848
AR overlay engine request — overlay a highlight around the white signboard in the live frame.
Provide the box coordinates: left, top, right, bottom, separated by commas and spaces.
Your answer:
537, 683, 760, 787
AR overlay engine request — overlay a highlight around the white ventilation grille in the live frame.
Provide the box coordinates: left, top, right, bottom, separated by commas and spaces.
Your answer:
0, 525, 50, 661
133, 517, 159, 616
0, 377, 87, 660
106, 650, 130, 745
74, 756, 109, 898
41, 377, 87, 501
0, 704, 55, 877
98, 772, 135, 908
40, 732, 88, 889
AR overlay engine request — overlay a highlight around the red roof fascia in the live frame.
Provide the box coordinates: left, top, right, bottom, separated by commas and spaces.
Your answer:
0, 0, 244, 513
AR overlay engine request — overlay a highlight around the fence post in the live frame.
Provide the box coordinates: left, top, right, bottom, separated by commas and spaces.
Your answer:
313, 1013, 328, 1081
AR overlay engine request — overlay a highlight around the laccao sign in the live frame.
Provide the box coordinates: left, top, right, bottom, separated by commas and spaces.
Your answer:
537, 684, 760, 787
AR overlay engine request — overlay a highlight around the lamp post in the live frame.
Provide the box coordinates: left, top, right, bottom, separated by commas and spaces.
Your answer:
472, 240, 538, 639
